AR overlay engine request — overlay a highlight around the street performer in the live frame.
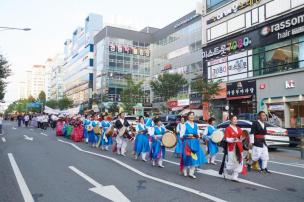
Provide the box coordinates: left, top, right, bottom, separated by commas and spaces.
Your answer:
115, 112, 130, 156
180, 112, 207, 179
224, 115, 244, 181
251, 111, 271, 174
134, 116, 150, 161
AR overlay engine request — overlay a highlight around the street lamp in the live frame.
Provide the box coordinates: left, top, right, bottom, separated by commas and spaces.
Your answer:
0, 26, 31, 31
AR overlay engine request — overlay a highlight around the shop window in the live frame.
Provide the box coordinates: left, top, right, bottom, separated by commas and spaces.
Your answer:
252, 37, 304, 76
265, 45, 293, 73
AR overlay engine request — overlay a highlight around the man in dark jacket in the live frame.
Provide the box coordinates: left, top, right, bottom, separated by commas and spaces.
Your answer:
251, 111, 270, 174
114, 112, 130, 156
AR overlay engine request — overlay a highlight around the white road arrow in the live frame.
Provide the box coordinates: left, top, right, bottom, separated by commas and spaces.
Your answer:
69, 166, 130, 202
23, 135, 33, 141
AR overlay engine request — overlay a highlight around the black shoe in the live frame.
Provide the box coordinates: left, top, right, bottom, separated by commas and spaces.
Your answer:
264, 168, 271, 174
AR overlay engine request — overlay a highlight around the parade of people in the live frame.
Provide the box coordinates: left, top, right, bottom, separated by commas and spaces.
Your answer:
7, 109, 279, 182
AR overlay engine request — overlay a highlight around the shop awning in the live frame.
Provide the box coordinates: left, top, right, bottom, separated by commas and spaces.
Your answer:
227, 95, 252, 100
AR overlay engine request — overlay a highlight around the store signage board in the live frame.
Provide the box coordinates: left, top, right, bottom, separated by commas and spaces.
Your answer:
202, 36, 252, 59
226, 80, 256, 98
207, 0, 262, 25
260, 12, 304, 41
109, 44, 150, 57
285, 80, 295, 89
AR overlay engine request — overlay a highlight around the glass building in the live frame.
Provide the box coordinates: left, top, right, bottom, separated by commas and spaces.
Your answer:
63, 14, 103, 107
94, 26, 152, 105
149, 11, 203, 109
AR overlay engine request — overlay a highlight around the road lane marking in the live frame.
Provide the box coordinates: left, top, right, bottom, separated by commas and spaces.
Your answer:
163, 159, 278, 191
12, 127, 17, 130
269, 170, 304, 180
23, 135, 34, 141
40, 132, 48, 136
69, 166, 130, 202
168, 150, 304, 169
215, 152, 304, 169
8, 153, 34, 202
2, 137, 6, 142
58, 139, 227, 202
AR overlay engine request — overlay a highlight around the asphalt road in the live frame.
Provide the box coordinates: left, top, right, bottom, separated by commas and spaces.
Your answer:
1, 121, 304, 202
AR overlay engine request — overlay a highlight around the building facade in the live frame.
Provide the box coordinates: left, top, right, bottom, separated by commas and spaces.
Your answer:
149, 10, 203, 111
201, 0, 304, 125
47, 54, 65, 100
94, 26, 152, 111
63, 14, 103, 107
26, 65, 46, 99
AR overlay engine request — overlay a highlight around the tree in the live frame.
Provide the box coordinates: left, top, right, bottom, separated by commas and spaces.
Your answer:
58, 97, 73, 110
108, 102, 119, 114
45, 99, 58, 109
191, 79, 222, 102
150, 73, 187, 102
121, 76, 144, 114
38, 91, 46, 103
0, 55, 11, 100
27, 95, 36, 102
191, 79, 222, 117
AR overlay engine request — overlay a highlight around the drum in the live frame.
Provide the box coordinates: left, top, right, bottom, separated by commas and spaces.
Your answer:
105, 126, 114, 137
118, 126, 127, 137
87, 125, 93, 132
162, 131, 177, 148
211, 129, 224, 143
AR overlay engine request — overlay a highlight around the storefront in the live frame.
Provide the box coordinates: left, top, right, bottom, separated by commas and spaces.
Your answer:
202, 8, 304, 121
257, 71, 304, 128
227, 80, 257, 116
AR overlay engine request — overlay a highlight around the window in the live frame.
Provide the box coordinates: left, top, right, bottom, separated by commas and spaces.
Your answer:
206, 0, 233, 11
253, 35, 304, 76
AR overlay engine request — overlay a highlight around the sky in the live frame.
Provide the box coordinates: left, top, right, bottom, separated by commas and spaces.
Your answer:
0, 0, 199, 103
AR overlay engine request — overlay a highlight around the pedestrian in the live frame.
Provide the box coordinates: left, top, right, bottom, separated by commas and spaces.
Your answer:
151, 118, 166, 167
251, 111, 271, 174
203, 117, 218, 165
24, 114, 29, 127
180, 112, 207, 178
115, 112, 130, 156
134, 116, 150, 161
223, 115, 244, 181
0, 114, 3, 134
17, 113, 23, 127
174, 117, 185, 158
42, 114, 49, 130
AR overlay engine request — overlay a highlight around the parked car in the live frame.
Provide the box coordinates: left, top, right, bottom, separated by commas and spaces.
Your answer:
287, 128, 304, 147
125, 116, 137, 127
217, 120, 289, 148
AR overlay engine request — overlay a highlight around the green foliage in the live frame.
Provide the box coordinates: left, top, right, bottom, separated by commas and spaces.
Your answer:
121, 76, 144, 114
108, 102, 119, 114
38, 91, 46, 103
45, 99, 58, 109
150, 73, 188, 102
0, 55, 11, 100
58, 97, 73, 110
191, 79, 222, 102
